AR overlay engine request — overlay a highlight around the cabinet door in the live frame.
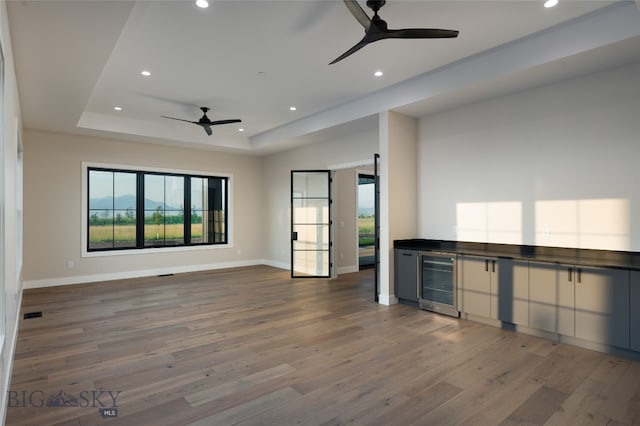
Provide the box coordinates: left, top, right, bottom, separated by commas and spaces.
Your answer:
495, 259, 529, 326
458, 255, 491, 318
395, 249, 418, 302
575, 267, 629, 349
529, 262, 574, 336
631, 272, 640, 352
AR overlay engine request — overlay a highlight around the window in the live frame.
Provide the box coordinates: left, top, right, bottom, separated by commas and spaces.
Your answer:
89, 169, 137, 249
87, 166, 228, 252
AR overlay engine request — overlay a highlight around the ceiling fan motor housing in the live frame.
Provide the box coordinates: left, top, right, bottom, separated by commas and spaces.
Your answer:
367, 0, 385, 12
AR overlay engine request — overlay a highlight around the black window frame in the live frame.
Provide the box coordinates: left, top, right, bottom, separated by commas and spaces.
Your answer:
87, 166, 229, 252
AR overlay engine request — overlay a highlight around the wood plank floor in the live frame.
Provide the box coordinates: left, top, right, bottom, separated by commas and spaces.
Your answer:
6, 265, 640, 425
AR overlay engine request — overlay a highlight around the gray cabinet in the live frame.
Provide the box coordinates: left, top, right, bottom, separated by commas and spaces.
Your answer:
395, 249, 418, 303
629, 271, 640, 352
574, 266, 629, 348
529, 262, 575, 336
457, 255, 493, 318
530, 262, 630, 349
458, 255, 529, 324
495, 258, 530, 327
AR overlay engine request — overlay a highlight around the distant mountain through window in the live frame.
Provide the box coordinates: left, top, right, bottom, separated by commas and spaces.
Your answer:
89, 195, 182, 211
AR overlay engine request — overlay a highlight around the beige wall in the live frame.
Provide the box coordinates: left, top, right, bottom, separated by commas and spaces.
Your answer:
379, 111, 418, 304
23, 129, 264, 286
334, 168, 357, 272
334, 166, 375, 274
262, 125, 379, 271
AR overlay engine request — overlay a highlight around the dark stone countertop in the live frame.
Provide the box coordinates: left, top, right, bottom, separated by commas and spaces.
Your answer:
394, 239, 640, 271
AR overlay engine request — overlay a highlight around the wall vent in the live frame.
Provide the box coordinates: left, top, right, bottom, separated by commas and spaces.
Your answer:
23, 311, 43, 319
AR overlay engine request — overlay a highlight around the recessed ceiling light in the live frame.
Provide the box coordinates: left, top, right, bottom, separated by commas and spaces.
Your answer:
374, 70, 383, 77
238, 128, 245, 132
544, 0, 558, 8
196, 0, 209, 8
289, 106, 297, 111
113, 106, 122, 111
141, 70, 151, 77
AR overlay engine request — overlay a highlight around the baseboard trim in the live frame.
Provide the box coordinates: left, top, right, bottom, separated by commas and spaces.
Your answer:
261, 260, 290, 271
337, 265, 359, 275
378, 294, 398, 306
23, 259, 272, 289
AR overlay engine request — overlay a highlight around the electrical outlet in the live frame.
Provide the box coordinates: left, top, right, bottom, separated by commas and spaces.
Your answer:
67, 260, 74, 269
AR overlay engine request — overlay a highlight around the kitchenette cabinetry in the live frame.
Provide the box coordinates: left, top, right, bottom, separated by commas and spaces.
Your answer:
393, 240, 640, 357
529, 262, 575, 337
630, 271, 640, 352
457, 255, 495, 319
527, 261, 630, 349
395, 249, 419, 304
495, 258, 530, 327
457, 256, 529, 325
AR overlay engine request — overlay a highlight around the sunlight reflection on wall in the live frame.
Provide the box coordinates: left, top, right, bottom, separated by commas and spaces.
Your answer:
535, 198, 630, 250
456, 202, 522, 244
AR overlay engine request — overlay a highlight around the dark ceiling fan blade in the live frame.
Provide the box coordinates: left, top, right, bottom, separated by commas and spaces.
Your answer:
210, 119, 242, 126
383, 28, 459, 39
343, 0, 371, 30
201, 124, 213, 136
162, 107, 242, 136
329, 36, 371, 64
332, 0, 460, 64
161, 116, 198, 124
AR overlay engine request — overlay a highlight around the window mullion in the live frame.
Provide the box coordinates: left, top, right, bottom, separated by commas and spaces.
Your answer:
112, 172, 115, 249
185, 177, 191, 245
136, 172, 145, 248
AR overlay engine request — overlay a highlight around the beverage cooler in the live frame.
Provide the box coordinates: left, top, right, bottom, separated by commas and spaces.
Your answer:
419, 252, 459, 318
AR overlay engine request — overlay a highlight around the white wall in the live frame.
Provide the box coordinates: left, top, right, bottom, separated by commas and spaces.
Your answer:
418, 61, 640, 251
262, 125, 379, 270
0, 0, 23, 422
22, 129, 264, 287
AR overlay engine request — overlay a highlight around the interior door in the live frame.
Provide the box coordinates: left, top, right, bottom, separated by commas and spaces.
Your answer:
291, 170, 331, 278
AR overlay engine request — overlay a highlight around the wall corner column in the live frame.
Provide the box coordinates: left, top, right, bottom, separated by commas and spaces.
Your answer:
378, 110, 418, 305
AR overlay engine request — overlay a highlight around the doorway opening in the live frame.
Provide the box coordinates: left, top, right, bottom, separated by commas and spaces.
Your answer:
358, 174, 375, 270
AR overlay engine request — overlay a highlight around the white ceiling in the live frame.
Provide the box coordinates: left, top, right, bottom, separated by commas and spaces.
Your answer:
7, 0, 640, 155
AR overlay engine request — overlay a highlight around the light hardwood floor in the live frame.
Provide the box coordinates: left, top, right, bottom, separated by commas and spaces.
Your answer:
6, 265, 640, 425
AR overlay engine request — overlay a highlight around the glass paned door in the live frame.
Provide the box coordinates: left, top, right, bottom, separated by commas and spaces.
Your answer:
291, 171, 331, 278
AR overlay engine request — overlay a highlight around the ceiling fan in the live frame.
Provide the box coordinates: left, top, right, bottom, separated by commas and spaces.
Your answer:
161, 107, 241, 136
330, 0, 459, 64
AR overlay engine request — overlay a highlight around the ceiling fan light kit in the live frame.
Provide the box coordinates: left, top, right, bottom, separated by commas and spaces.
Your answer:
331, 0, 459, 64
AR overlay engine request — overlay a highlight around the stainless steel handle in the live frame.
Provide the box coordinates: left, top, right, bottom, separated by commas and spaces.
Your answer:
568, 267, 573, 282
492, 260, 496, 273
485, 259, 489, 272
402, 253, 413, 256
577, 268, 582, 283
